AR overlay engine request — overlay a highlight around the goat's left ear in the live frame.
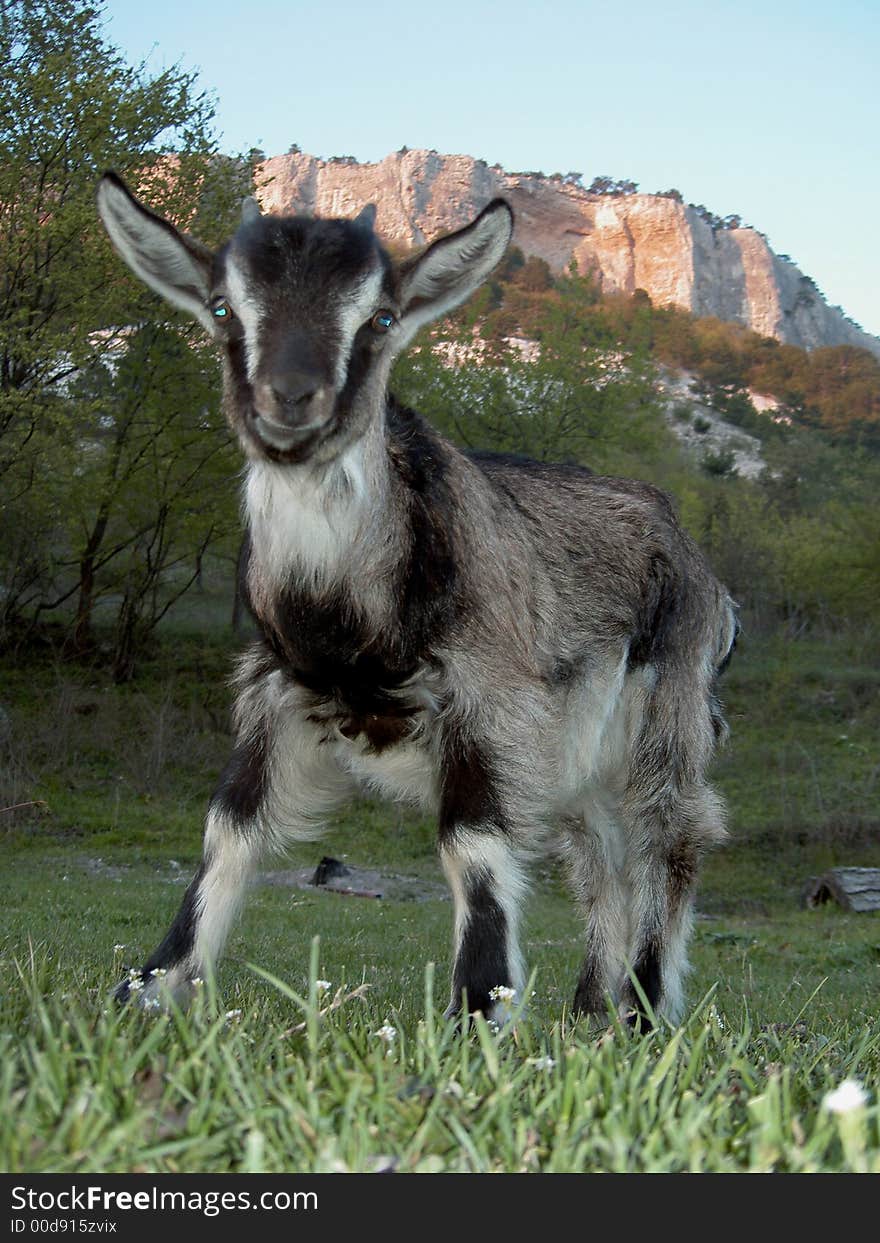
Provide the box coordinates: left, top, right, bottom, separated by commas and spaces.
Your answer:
397, 199, 513, 336
97, 172, 215, 332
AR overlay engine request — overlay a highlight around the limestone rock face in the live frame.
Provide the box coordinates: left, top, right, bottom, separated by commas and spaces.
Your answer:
255, 150, 879, 359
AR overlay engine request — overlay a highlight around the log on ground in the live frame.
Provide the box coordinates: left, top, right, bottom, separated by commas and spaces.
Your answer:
801, 867, 880, 912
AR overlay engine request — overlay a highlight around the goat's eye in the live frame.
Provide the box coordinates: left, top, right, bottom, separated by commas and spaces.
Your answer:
370, 309, 395, 334
210, 297, 233, 321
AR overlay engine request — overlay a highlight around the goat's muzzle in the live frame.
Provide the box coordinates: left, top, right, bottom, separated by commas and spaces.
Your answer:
250, 373, 335, 452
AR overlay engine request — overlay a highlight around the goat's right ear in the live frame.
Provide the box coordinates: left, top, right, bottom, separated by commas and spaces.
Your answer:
97, 173, 215, 332
397, 199, 513, 339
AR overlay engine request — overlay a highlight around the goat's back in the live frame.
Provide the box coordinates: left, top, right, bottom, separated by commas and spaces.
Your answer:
456, 448, 733, 678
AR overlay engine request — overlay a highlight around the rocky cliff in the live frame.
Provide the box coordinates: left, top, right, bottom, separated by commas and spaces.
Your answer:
255, 150, 880, 359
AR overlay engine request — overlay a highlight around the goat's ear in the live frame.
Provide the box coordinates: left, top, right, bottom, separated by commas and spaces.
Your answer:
397, 199, 513, 335
97, 172, 215, 332
241, 196, 262, 226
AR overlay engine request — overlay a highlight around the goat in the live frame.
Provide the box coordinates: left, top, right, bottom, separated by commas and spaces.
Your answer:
97, 174, 737, 1027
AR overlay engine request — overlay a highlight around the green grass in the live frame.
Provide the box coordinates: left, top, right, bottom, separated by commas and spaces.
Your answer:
2, 938, 879, 1173
714, 630, 880, 843
1, 630, 879, 1171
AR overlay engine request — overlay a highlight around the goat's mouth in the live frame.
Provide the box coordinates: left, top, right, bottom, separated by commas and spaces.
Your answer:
246, 407, 335, 459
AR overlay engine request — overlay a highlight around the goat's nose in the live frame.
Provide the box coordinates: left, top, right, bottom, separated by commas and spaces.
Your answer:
270, 369, 321, 410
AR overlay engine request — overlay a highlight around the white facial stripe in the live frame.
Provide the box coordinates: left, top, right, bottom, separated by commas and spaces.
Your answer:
223, 254, 265, 381
334, 268, 385, 388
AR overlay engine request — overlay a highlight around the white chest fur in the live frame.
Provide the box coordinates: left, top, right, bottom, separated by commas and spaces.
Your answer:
244, 447, 373, 591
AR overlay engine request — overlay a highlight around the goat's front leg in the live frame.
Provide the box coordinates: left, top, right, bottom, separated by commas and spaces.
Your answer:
438, 737, 528, 1020
116, 770, 266, 1007
440, 832, 528, 1021
116, 661, 351, 1007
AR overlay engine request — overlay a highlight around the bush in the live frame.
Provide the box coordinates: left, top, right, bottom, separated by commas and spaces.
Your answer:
701, 448, 738, 477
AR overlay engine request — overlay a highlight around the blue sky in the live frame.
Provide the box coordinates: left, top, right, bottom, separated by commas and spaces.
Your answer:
105, 0, 880, 336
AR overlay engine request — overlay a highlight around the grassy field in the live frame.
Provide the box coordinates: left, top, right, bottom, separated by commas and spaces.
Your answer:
1, 628, 879, 1172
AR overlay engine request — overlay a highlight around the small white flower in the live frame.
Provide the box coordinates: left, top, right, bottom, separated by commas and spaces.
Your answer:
190, 977, 204, 988
374, 1023, 397, 1044
823, 1079, 869, 1115
143, 997, 161, 1011
127, 976, 144, 992
529, 1056, 556, 1071
225, 1008, 243, 1022
708, 1004, 725, 1031
489, 985, 517, 1004
150, 968, 167, 978
113, 944, 126, 953
315, 979, 332, 995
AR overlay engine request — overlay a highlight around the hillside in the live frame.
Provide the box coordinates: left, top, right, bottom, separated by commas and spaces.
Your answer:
254, 149, 880, 360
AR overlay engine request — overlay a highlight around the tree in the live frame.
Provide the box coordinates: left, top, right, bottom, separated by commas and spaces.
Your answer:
588, 175, 614, 195
588, 176, 638, 197
393, 270, 670, 480
0, 0, 249, 670
64, 324, 241, 678
515, 255, 553, 293
496, 245, 526, 283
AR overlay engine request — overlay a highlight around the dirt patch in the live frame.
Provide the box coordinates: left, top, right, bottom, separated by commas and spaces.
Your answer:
79, 856, 189, 884
258, 861, 448, 903
77, 854, 446, 902
80, 856, 133, 882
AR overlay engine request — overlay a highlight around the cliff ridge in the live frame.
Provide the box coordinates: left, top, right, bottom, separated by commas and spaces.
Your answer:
254, 150, 879, 359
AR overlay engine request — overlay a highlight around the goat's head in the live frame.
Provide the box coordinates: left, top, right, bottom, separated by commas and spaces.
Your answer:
97, 174, 513, 464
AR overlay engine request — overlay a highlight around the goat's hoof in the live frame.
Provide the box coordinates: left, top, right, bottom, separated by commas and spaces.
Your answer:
113, 968, 178, 1012
442, 1000, 518, 1031
622, 1006, 655, 1035
570, 1007, 613, 1039
113, 973, 140, 1006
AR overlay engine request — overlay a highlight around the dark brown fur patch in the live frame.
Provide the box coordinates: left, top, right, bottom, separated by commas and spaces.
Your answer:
627, 938, 662, 1029
667, 838, 698, 908
438, 725, 503, 840
573, 956, 607, 1018
210, 726, 270, 826
336, 709, 414, 752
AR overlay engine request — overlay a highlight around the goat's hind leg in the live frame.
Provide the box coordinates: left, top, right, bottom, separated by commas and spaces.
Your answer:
620, 785, 724, 1029
116, 659, 350, 1007
566, 795, 630, 1028
620, 687, 727, 1029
